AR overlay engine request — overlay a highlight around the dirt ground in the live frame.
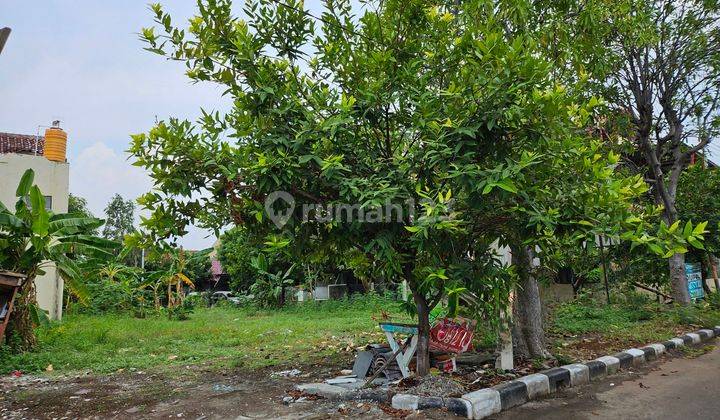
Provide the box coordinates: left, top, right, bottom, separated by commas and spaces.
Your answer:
0, 361, 464, 419
0, 342, 708, 420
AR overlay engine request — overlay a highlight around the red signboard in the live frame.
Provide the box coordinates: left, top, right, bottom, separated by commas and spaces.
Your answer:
429, 317, 476, 354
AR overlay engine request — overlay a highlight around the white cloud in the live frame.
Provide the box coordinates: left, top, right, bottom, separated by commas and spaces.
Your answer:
70, 142, 216, 250
70, 142, 151, 217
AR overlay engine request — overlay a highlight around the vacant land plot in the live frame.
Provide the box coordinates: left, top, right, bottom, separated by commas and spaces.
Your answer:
0, 296, 406, 375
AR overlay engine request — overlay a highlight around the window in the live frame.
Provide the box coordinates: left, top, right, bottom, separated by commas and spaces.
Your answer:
22, 195, 53, 211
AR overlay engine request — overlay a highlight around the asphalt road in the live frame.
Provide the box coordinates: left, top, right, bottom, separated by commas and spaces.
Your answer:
494, 344, 720, 420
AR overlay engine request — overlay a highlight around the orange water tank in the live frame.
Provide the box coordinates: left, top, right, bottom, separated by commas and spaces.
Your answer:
43, 122, 67, 162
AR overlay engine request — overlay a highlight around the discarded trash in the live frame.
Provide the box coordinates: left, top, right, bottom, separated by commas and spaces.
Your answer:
271, 369, 301, 378
325, 376, 357, 385
212, 384, 239, 393
45, 364, 53, 372
10, 371, 21, 378
351, 351, 374, 378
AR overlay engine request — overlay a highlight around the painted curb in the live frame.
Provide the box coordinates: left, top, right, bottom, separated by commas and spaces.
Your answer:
390, 327, 717, 418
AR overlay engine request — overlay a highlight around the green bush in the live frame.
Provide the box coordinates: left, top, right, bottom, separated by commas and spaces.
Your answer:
218, 227, 260, 293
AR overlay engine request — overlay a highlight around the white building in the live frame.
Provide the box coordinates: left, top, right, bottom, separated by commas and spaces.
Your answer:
0, 126, 69, 320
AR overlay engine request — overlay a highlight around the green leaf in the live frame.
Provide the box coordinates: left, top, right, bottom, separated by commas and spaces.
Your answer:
0, 213, 24, 228
16, 169, 34, 197
495, 179, 518, 193
687, 237, 705, 250
693, 221, 708, 235
49, 216, 104, 234
647, 243, 663, 255
682, 221, 693, 238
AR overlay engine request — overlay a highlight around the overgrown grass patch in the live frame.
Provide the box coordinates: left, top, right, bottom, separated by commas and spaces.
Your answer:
550, 292, 720, 361
0, 294, 408, 375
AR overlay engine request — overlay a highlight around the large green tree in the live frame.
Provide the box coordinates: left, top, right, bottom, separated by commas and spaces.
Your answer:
130, 0, 704, 369
535, 0, 720, 304
102, 194, 136, 243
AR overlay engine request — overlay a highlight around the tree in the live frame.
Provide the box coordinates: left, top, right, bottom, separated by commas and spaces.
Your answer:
677, 163, 720, 290
69, 194, 94, 218
130, 0, 705, 371
0, 170, 118, 348
184, 248, 213, 287
581, 0, 720, 304
217, 227, 260, 293
69, 193, 98, 235
102, 194, 136, 243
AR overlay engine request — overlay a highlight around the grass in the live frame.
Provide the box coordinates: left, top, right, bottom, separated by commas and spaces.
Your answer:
550, 291, 720, 360
5, 289, 720, 375
0, 294, 409, 375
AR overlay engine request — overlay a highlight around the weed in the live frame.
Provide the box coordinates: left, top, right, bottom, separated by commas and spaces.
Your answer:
0, 295, 405, 375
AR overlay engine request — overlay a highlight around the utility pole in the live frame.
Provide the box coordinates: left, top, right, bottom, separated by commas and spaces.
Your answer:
0, 27, 10, 55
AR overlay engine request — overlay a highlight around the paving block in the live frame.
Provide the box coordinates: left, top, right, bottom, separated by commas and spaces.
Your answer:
418, 396, 444, 410
662, 340, 678, 350
561, 364, 590, 386
647, 343, 666, 355
624, 348, 646, 365
493, 380, 527, 409
515, 373, 550, 399
444, 398, 472, 418
462, 388, 502, 419
640, 347, 657, 362
539, 367, 571, 392
669, 337, 686, 348
685, 333, 701, 344
596, 356, 621, 374
585, 360, 607, 379
391, 394, 419, 411
697, 329, 714, 340
613, 352, 634, 369
680, 335, 694, 345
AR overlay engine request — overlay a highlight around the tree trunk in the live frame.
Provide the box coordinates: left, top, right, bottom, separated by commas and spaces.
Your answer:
668, 253, 691, 305
5, 279, 38, 350
413, 289, 431, 376
710, 256, 720, 292
404, 261, 431, 376
511, 244, 552, 360
700, 256, 712, 296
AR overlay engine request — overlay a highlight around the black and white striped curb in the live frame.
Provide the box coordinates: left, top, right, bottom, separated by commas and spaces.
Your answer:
392, 326, 720, 418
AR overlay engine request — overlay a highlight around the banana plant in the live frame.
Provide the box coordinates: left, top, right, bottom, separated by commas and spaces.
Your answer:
0, 169, 119, 348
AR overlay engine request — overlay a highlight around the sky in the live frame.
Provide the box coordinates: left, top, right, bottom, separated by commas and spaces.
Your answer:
0, 0, 359, 250
0, 1, 239, 249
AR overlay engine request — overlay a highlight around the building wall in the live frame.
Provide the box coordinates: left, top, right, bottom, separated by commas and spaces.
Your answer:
0, 153, 69, 320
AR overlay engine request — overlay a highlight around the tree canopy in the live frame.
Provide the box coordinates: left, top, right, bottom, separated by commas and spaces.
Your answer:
130, 0, 707, 371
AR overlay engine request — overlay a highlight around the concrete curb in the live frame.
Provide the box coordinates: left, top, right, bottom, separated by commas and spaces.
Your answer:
391, 327, 718, 418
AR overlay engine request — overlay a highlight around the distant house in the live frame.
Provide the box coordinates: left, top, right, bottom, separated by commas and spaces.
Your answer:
210, 258, 229, 290
200, 240, 229, 291
0, 123, 69, 320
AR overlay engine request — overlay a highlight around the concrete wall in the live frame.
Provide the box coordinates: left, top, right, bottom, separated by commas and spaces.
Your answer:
0, 153, 69, 320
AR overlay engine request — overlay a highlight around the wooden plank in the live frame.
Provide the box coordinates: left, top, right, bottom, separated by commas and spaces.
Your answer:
379, 323, 418, 335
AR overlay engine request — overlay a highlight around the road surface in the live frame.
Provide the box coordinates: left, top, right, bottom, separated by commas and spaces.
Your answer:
495, 344, 720, 419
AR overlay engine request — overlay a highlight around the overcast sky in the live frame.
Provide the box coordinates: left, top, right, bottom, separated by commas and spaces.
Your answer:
0, 1, 246, 249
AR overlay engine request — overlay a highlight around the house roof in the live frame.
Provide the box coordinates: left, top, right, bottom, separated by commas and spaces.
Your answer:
0, 132, 44, 155
210, 259, 225, 278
